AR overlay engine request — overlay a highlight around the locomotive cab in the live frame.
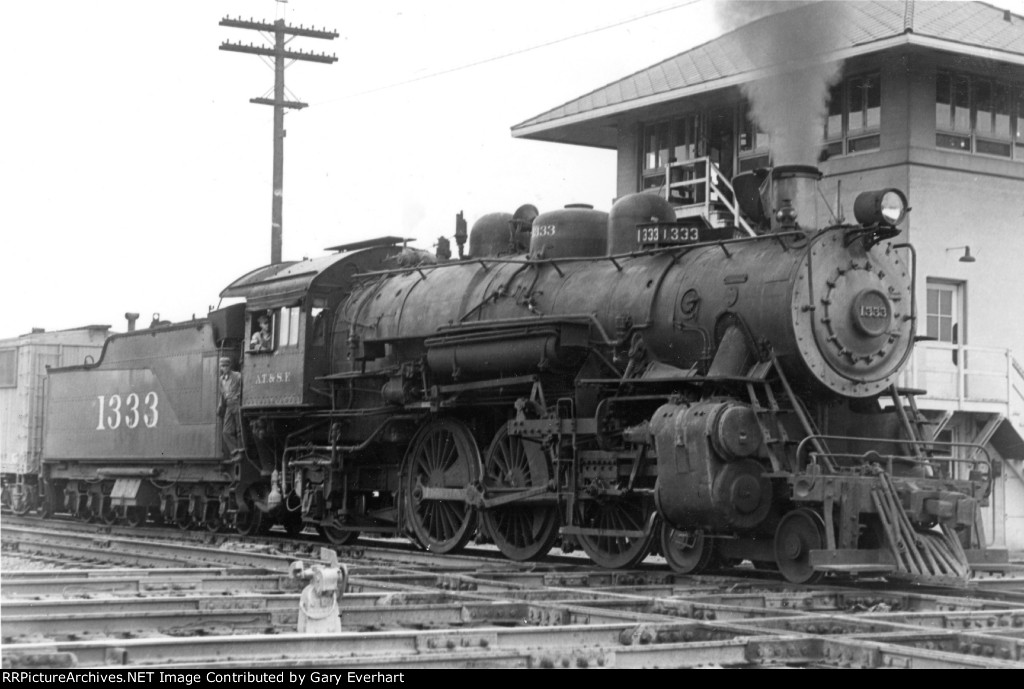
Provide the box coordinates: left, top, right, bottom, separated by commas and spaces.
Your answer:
220, 241, 402, 410
218, 239, 406, 533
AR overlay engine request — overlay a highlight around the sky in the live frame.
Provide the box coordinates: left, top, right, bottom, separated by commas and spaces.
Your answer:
2, 0, 1022, 337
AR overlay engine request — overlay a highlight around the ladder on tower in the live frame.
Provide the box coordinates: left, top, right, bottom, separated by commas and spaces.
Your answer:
709, 163, 758, 238
655, 157, 758, 238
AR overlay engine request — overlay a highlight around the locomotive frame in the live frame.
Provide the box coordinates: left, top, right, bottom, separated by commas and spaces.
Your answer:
32, 166, 1002, 586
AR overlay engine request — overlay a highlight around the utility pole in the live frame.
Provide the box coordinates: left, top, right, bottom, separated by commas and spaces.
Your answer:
219, 14, 338, 264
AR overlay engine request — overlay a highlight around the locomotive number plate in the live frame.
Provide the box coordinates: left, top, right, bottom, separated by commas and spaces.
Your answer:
636, 222, 705, 246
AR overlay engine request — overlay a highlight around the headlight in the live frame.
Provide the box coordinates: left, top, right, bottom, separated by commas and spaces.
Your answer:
854, 189, 908, 227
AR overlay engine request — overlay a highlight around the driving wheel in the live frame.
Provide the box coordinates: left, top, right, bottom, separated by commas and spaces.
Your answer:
403, 418, 480, 554
479, 424, 558, 561
576, 497, 654, 569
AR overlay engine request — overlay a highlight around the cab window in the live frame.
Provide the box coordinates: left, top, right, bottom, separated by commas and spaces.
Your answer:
249, 312, 275, 353
311, 306, 328, 346
278, 307, 301, 347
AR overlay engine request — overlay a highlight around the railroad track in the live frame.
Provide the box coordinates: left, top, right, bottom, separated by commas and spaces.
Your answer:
6, 515, 1024, 600
3, 517, 1024, 668
8, 513, 1024, 579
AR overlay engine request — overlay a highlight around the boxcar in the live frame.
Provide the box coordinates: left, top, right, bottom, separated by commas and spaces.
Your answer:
1, 325, 110, 513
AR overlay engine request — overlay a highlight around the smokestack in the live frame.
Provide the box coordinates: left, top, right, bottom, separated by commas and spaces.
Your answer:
125, 312, 140, 332
762, 165, 823, 232
716, 1, 849, 166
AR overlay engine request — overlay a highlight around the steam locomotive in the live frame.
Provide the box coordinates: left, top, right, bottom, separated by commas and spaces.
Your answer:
34, 165, 995, 585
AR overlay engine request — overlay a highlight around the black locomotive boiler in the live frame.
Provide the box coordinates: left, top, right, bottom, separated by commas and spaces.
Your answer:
39, 165, 996, 585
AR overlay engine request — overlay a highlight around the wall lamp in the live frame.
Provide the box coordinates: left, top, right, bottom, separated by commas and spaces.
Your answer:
946, 246, 976, 263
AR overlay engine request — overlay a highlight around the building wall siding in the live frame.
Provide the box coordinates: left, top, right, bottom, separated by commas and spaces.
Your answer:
616, 123, 642, 201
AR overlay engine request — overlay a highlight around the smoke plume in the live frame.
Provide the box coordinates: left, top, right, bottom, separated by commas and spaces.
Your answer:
715, 1, 849, 165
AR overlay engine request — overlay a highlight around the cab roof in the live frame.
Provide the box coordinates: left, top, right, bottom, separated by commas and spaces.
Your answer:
220, 256, 336, 308
220, 237, 409, 309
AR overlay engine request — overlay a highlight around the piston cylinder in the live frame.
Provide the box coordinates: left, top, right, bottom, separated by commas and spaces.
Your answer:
651, 401, 771, 531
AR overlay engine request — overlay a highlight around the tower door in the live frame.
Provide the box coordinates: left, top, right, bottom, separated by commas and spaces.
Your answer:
924, 280, 965, 399
706, 107, 735, 181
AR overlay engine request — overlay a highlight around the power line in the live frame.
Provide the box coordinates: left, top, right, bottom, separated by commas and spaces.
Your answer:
220, 16, 339, 264
326, 0, 704, 102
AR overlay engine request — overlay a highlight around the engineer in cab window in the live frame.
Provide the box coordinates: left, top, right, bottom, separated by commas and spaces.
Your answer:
250, 313, 273, 352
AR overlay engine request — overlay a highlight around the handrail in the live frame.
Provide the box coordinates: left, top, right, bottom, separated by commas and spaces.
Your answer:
708, 164, 757, 237
901, 341, 1022, 410
913, 341, 1013, 355
1011, 354, 1024, 433
648, 157, 757, 238
794, 434, 992, 492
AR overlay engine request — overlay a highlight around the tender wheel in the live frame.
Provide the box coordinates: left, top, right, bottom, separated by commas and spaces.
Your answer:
203, 501, 223, 532
576, 498, 654, 569
317, 523, 360, 545
12, 496, 32, 516
660, 522, 715, 575
124, 506, 144, 527
774, 508, 826, 584
75, 497, 93, 518
71, 493, 89, 521
175, 501, 193, 530
101, 498, 118, 526
10, 487, 33, 516
403, 418, 480, 554
479, 425, 559, 561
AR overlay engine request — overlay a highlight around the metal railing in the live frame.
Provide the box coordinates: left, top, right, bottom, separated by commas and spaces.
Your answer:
900, 342, 1024, 424
641, 157, 756, 237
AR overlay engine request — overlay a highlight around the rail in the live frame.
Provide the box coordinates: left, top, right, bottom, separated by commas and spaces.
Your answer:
5, 516, 1024, 669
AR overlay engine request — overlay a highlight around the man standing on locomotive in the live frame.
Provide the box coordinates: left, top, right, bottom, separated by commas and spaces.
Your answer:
218, 357, 242, 458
